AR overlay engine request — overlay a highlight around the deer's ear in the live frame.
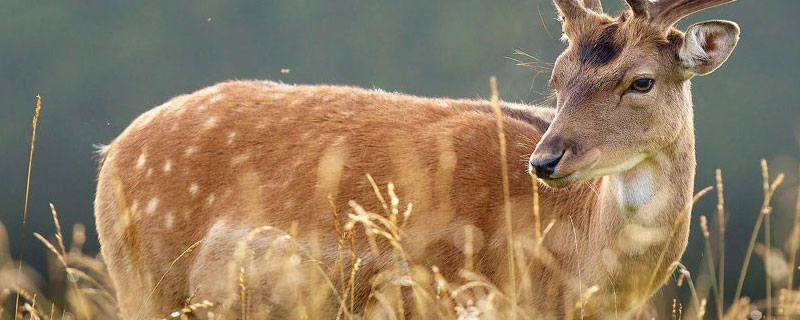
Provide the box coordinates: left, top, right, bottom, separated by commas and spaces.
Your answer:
679, 20, 740, 76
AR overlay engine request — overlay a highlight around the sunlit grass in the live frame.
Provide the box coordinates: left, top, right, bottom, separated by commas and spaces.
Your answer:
3, 85, 800, 320
4, 163, 797, 320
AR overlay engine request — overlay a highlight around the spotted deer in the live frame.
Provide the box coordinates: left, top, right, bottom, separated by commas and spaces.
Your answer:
94, 0, 740, 318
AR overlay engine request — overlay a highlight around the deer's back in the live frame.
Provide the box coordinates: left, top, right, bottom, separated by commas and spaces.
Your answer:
94, 80, 581, 317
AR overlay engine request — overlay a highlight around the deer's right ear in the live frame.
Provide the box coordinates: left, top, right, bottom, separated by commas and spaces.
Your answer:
679, 20, 740, 76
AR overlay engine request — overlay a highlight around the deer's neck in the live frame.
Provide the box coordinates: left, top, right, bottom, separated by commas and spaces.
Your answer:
592, 121, 696, 256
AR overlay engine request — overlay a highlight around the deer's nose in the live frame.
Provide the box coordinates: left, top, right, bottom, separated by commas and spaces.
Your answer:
529, 151, 564, 178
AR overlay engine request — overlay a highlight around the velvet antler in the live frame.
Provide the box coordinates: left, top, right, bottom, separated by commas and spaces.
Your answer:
627, 0, 738, 28
583, 0, 604, 13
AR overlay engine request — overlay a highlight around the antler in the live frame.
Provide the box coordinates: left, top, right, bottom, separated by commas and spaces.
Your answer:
553, 0, 587, 20
583, 0, 603, 13
625, 0, 650, 18
627, 0, 738, 28
651, 0, 737, 27
553, 0, 604, 21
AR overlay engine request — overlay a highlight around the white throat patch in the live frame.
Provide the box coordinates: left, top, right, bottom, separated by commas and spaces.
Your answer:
613, 164, 655, 213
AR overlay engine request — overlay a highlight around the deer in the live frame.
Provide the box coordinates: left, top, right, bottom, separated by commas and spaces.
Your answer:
93, 0, 740, 318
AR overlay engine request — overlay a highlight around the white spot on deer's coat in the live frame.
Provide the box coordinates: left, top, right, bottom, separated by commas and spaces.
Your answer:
617, 224, 667, 255
208, 93, 225, 104
185, 146, 197, 156
283, 199, 295, 210
189, 219, 263, 298
163, 160, 172, 172
455, 306, 481, 320
231, 153, 251, 166
314, 139, 347, 204
206, 194, 216, 206
203, 116, 218, 129
133, 108, 160, 128
226, 132, 236, 145
610, 157, 654, 212
618, 173, 653, 211
131, 200, 140, 216
189, 183, 199, 196
165, 212, 174, 228
174, 104, 187, 116
197, 86, 219, 97
136, 153, 147, 169
600, 247, 619, 271
450, 224, 485, 254
146, 168, 154, 178
146, 198, 159, 215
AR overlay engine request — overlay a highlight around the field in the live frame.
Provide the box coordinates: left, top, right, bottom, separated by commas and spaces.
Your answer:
1, 84, 798, 320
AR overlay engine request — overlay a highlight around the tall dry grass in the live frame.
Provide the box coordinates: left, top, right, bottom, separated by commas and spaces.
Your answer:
3, 86, 800, 320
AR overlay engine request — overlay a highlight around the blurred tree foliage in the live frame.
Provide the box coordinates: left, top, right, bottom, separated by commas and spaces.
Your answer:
1, 0, 798, 306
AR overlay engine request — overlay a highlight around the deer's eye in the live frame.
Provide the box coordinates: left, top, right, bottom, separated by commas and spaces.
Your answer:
630, 78, 655, 93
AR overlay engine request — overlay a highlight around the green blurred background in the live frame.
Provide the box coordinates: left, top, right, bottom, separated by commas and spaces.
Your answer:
1, 0, 797, 309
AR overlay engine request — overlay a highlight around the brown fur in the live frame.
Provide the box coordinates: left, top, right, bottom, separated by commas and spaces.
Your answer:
94, 1, 741, 319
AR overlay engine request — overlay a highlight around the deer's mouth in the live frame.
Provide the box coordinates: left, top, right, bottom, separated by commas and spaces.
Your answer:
585, 153, 649, 177
538, 172, 580, 188
532, 150, 600, 188
539, 152, 650, 188
531, 148, 603, 188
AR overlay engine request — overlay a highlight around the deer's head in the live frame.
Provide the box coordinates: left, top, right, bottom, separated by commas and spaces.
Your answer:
529, 0, 739, 187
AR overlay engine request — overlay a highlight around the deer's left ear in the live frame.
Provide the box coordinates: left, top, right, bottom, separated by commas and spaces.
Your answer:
679, 20, 740, 76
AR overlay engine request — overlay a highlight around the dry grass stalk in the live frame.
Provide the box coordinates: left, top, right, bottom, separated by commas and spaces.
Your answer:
531, 172, 541, 241
715, 169, 726, 314
238, 266, 247, 320
327, 194, 350, 319
146, 240, 203, 303
676, 263, 702, 318
22, 94, 42, 223
567, 215, 586, 320
9, 84, 800, 320
15, 95, 43, 320
366, 174, 390, 216
643, 186, 714, 299
464, 226, 474, 272
347, 230, 358, 316
766, 186, 774, 318
19, 202, 120, 320
699, 215, 723, 319
722, 297, 752, 320
671, 298, 679, 320
32, 204, 93, 319
734, 159, 784, 304
784, 164, 800, 320
488, 75, 517, 316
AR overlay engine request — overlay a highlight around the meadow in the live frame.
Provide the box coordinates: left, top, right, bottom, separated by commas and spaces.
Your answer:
1, 83, 798, 320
